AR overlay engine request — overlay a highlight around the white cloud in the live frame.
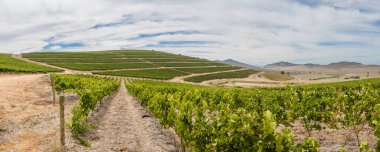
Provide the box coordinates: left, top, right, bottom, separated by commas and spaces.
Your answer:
49, 45, 62, 50
0, 0, 379, 65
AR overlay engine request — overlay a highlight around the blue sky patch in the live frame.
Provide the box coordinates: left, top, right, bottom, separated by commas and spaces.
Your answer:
145, 41, 214, 47
318, 41, 366, 47
296, 0, 321, 7
359, 8, 373, 13
339, 28, 380, 36
91, 14, 136, 29
129, 30, 202, 40
91, 13, 167, 29
43, 42, 84, 51
92, 23, 122, 29
372, 20, 380, 27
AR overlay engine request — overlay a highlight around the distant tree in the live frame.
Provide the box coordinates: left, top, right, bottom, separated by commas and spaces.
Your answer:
287, 72, 290, 75
367, 72, 370, 77
281, 71, 285, 75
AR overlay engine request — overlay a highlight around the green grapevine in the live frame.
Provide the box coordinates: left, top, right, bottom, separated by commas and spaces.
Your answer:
52, 74, 120, 146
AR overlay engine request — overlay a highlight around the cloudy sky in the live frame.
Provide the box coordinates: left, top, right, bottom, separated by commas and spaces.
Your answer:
0, 0, 379, 65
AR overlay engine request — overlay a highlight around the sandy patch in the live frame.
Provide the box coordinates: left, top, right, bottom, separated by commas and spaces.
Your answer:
277, 121, 376, 151
0, 74, 59, 152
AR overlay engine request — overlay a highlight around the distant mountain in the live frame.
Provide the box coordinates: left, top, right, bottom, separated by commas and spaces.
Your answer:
216, 59, 262, 70
324, 61, 363, 69
304, 63, 321, 67
265, 61, 299, 67
265, 61, 377, 70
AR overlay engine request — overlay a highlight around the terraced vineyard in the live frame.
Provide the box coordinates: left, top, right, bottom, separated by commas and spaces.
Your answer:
22, 51, 122, 59
184, 69, 259, 82
23, 50, 227, 71
49, 62, 158, 71
175, 66, 241, 73
94, 69, 190, 80
143, 58, 208, 62
23, 50, 252, 81
30, 58, 143, 63
0, 53, 62, 73
155, 62, 227, 67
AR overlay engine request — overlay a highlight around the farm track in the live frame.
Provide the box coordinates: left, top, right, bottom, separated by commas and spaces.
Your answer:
11, 54, 80, 74
200, 72, 290, 87
67, 82, 178, 152
169, 68, 249, 83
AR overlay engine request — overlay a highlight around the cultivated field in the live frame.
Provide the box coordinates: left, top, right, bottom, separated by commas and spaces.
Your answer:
175, 66, 241, 73
184, 69, 259, 82
22, 50, 247, 82
1, 50, 380, 151
94, 69, 190, 80
0, 54, 62, 73
23, 50, 226, 71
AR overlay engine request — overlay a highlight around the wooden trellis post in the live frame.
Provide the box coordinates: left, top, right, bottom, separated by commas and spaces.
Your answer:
59, 96, 65, 152
50, 74, 56, 104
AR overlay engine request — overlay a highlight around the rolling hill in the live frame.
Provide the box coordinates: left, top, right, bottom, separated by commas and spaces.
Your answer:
265, 61, 299, 67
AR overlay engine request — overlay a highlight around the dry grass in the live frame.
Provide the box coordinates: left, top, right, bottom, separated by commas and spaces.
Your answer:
0, 113, 4, 132
260, 72, 294, 81
41, 140, 60, 152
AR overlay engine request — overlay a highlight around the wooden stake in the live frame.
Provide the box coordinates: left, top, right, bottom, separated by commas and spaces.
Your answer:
59, 96, 65, 152
50, 74, 56, 104
180, 136, 185, 152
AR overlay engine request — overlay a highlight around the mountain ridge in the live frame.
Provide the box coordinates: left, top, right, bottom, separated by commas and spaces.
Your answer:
265, 61, 374, 69
265, 61, 299, 67
216, 59, 262, 70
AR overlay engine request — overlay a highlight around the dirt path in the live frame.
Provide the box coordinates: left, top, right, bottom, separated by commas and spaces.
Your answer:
67, 82, 177, 152
168, 68, 249, 83
0, 74, 60, 152
202, 72, 293, 87
12, 54, 82, 74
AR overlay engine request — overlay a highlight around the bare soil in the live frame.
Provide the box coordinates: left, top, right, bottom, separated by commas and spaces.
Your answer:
0, 74, 60, 152
278, 121, 376, 151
